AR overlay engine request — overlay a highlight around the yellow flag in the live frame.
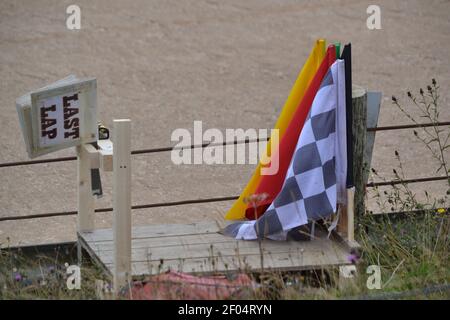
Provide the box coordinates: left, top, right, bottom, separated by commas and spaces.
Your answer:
225, 39, 326, 220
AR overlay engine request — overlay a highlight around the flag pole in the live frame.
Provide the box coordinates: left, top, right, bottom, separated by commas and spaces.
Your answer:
347, 187, 355, 242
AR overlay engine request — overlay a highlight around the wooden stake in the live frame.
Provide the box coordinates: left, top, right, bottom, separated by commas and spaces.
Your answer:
77, 144, 95, 232
352, 85, 367, 230
337, 85, 366, 240
347, 187, 355, 242
113, 119, 132, 296
337, 203, 348, 237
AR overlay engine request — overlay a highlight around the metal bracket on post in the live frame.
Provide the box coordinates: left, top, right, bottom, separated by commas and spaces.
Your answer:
112, 119, 132, 297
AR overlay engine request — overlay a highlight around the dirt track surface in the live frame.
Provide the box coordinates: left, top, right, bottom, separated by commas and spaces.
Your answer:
1, 0, 449, 246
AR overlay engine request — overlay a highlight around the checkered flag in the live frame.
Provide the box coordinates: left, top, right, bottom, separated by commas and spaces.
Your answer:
223, 60, 347, 240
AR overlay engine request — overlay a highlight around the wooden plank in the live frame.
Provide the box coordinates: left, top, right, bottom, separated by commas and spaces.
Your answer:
81, 224, 337, 251
79, 222, 353, 277
77, 144, 95, 232
83, 231, 332, 251
105, 247, 349, 276
113, 119, 132, 293
80, 221, 220, 242
82, 143, 100, 169
93, 237, 339, 264
85, 233, 238, 251
87, 227, 328, 251
78, 232, 112, 277
98, 139, 113, 172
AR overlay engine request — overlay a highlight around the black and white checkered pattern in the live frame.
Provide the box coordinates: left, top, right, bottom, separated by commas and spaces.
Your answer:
223, 60, 347, 240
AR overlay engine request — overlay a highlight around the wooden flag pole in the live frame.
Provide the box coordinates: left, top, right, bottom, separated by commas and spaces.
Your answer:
113, 119, 132, 296
337, 86, 366, 241
346, 187, 355, 242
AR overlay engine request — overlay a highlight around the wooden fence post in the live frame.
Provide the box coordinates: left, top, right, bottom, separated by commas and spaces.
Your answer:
352, 85, 367, 230
77, 145, 95, 233
113, 119, 132, 296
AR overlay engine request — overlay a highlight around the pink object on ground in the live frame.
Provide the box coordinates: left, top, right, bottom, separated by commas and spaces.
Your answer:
127, 271, 255, 300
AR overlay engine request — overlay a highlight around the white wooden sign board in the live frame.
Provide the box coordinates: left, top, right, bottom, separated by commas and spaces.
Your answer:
16, 76, 98, 158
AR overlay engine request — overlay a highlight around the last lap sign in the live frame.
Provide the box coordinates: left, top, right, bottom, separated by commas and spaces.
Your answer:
37, 92, 81, 147
17, 76, 98, 158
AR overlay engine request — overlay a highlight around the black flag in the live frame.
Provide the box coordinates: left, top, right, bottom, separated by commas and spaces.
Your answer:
341, 43, 354, 188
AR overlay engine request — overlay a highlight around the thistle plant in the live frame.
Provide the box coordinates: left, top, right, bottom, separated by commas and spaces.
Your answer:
392, 79, 450, 191
370, 79, 449, 214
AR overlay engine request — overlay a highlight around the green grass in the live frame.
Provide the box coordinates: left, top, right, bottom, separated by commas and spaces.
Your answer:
1, 210, 448, 300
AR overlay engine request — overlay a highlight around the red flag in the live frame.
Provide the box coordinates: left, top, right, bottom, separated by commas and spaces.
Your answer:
245, 46, 337, 220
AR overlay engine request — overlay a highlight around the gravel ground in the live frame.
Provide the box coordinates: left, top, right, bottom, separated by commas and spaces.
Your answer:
0, 0, 449, 246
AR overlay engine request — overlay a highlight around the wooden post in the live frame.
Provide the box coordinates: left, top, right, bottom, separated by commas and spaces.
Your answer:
346, 187, 355, 242
113, 119, 132, 296
77, 145, 95, 232
337, 203, 348, 237
337, 187, 355, 242
352, 85, 367, 230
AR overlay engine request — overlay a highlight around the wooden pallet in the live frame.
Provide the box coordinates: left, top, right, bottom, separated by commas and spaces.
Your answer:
78, 221, 353, 278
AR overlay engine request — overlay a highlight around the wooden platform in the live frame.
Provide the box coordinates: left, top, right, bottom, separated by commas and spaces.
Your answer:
78, 221, 353, 278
